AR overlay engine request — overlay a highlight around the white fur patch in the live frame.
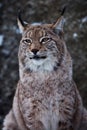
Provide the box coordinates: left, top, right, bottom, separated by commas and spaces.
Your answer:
32, 59, 45, 66
25, 56, 57, 72
40, 99, 59, 130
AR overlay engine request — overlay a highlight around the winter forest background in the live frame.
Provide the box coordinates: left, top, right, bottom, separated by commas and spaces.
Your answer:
0, 0, 87, 129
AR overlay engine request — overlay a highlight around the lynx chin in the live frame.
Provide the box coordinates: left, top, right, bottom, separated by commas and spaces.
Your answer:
2, 11, 87, 130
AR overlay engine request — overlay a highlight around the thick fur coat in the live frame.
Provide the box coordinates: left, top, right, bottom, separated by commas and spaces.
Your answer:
2, 16, 87, 130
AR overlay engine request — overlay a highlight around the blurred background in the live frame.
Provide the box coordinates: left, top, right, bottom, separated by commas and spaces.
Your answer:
0, 0, 87, 129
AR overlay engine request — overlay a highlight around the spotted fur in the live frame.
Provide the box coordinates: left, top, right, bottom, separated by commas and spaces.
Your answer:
2, 16, 87, 130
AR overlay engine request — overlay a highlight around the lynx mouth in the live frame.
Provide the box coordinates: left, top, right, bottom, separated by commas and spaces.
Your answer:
30, 55, 47, 60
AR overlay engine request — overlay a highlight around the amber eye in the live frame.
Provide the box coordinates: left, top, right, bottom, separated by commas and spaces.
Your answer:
40, 37, 51, 44
22, 39, 32, 45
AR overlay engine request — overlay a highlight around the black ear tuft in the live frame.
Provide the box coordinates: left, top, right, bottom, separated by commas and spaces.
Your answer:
17, 9, 27, 33
58, 5, 67, 16
60, 6, 67, 16
17, 9, 25, 27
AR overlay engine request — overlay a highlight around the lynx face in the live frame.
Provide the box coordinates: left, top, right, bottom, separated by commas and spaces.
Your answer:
19, 25, 64, 72
18, 16, 65, 72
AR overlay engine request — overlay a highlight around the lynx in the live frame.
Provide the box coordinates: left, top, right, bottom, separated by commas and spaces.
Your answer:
2, 11, 87, 130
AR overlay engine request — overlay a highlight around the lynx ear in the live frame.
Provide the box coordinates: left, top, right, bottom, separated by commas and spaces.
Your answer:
51, 6, 66, 37
52, 16, 64, 31
17, 10, 28, 33
51, 16, 64, 37
17, 19, 24, 33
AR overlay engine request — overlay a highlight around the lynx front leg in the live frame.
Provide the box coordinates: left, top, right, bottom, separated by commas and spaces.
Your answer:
2, 110, 19, 130
79, 108, 87, 130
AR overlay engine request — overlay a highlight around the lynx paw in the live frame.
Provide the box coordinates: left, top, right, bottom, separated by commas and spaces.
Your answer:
2, 110, 19, 130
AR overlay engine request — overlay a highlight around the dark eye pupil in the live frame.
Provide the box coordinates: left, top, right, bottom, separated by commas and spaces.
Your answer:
25, 39, 31, 43
41, 38, 50, 43
23, 39, 31, 44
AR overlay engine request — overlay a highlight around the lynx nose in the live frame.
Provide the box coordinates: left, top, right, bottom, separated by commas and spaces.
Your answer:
31, 49, 39, 55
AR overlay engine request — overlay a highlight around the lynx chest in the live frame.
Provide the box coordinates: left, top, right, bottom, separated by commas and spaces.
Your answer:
18, 72, 75, 130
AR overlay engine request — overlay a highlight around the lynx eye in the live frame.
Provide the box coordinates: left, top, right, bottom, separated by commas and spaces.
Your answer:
40, 37, 51, 44
22, 38, 32, 45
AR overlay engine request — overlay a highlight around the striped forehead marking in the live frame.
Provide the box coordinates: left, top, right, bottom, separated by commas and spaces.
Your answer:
27, 31, 33, 38
26, 27, 46, 38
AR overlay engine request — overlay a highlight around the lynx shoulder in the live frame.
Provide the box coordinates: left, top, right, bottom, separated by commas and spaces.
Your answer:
2, 12, 87, 130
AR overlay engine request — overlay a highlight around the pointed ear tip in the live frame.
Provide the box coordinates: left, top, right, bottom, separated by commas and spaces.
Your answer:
17, 17, 21, 25
51, 16, 64, 28
17, 17, 21, 24
17, 17, 19, 22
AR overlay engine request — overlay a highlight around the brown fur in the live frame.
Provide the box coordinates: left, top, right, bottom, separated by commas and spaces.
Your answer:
2, 17, 87, 130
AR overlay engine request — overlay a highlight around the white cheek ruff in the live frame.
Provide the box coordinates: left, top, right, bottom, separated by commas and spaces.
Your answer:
32, 59, 46, 66
25, 56, 58, 72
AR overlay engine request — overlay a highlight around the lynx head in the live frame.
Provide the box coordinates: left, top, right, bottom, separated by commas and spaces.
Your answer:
18, 13, 71, 73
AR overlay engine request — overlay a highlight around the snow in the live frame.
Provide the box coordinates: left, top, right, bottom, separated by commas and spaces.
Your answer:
73, 33, 78, 39
31, 22, 41, 26
82, 16, 87, 23
0, 35, 4, 46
